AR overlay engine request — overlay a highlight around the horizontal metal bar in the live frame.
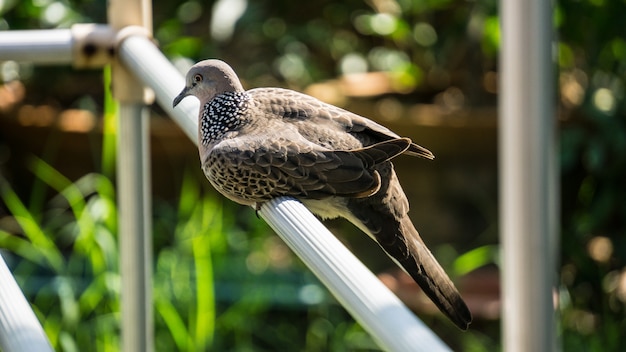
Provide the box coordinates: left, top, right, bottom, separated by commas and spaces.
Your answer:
0, 29, 73, 64
117, 34, 451, 351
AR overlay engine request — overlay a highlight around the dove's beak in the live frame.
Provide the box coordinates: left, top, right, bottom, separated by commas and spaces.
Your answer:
172, 87, 190, 108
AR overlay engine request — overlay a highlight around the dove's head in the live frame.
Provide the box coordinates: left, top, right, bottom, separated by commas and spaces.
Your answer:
173, 59, 244, 108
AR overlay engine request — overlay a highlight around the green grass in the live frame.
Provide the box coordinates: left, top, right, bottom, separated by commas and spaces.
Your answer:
153, 169, 220, 351
1, 158, 120, 351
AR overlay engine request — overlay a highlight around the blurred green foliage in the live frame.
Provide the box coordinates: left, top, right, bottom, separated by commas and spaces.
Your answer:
155, 0, 500, 105
0, 159, 121, 351
556, 1, 626, 351
1, 0, 626, 351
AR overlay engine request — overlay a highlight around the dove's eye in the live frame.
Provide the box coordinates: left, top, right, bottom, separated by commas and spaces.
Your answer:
193, 74, 203, 83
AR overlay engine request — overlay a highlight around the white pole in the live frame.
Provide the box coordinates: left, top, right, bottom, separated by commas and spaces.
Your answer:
0, 254, 54, 352
499, 0, 558, 351
0, 29, 73, 64
118, 35, 198, 142
118, 34, 452, 352
116, 103, 153, 352
108, 1, 154, 351
0, 25, 116, 68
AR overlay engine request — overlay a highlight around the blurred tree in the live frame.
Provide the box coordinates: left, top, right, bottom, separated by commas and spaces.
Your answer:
156, 0, 500, 107
556, 0, 626, 350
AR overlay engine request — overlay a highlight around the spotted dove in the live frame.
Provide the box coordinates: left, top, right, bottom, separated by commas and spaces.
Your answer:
173, 59, 472, 330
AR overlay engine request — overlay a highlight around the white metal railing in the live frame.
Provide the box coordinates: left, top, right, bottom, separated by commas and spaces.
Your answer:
0, 254, 53, 352
259, 198, 449, 351
0, 29, 73, 64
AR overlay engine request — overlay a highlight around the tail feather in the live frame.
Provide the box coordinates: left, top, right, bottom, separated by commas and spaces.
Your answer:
347, 203, 472, 329
345, 167, 472, 329
394, 217, 472, 330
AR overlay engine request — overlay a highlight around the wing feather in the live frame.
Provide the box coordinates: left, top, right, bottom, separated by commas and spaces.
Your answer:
217, 137, 410, 200
249, 88, 434, 159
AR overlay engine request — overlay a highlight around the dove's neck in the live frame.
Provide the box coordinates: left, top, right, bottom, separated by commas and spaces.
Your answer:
199, 91, 252, 146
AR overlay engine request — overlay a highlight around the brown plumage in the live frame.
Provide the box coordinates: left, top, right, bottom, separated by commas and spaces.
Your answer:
173, 59, 472, 330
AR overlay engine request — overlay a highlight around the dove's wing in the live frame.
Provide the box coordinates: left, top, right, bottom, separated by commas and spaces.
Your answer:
248, 88, 434, 159
205, 137, 411, 201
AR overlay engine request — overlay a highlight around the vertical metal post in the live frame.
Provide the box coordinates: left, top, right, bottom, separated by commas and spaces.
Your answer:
116, 105, 153, 352
499, 0, 558, 351
108, 0, 154, 351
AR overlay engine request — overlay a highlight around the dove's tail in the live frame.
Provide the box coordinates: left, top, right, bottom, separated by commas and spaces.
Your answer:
391, 216, 472, 330
346, 165, 472, 330
351, 207, 472, 330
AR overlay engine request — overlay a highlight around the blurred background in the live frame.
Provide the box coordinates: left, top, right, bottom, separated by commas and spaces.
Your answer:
0, 0, 625, 351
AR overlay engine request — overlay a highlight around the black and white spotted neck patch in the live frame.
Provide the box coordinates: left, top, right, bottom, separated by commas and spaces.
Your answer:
200, 92, 251, 146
